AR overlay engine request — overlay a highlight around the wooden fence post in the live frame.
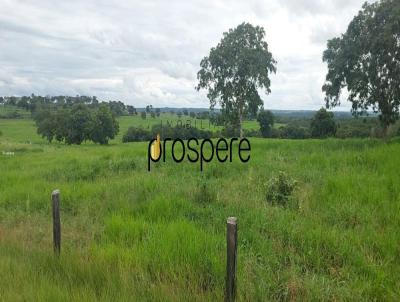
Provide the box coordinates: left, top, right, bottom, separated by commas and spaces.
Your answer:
225, 217, 238, 302
51, 189, 61, 255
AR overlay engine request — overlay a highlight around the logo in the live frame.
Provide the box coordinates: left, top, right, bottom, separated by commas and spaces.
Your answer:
148, 135, 250, 171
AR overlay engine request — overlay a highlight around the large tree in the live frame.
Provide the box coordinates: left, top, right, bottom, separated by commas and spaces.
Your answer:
196, 22, 276, 138
322, 0, 400, 135
257, 109, 275, 137
310, 108, 337, 138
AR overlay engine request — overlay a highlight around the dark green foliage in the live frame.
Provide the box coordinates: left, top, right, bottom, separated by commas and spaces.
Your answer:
177, 112, 183, 118
122, 127, 152, 143
335, 118, 378, 138
34, 104, 119, 144
189, 112, 196, 118
197, 22, 276, 137
126, 105, 137, 115
122, 124, 213, 142
257, 110, 274, 137
243, 128, 261, 137
90, 105, 120, 144
209, 113, 224, 126
322, 0, 400, 133
265, 171, 297, 207
310, 108, 337, 138
281, 125, 309, 139
64, 104, 92, 144
183, 109, 188, 116
221, 124, 239, 138
141, 111, 146, 119
150, 112, 156, 118
151, 124, 212, 140
107, 101, 126, 116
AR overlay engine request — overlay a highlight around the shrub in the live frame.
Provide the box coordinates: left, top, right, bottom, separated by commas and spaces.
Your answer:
122, 127, 152, 142
265, 171, 297, 207
281, 125, 309, 139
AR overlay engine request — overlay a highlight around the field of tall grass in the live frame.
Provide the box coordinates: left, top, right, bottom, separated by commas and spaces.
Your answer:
0, 118, 399, 301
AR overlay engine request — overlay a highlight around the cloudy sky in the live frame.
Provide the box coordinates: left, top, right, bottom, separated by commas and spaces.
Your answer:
0, 0, 371, 109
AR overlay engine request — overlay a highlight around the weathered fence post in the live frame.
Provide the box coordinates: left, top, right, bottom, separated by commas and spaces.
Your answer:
51, 189, 61, 255
225, 217, 238, 302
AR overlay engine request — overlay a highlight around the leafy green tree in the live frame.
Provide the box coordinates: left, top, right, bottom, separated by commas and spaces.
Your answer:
257, 110, 275, 137
141, 111, 146, 119
310, 108, 337, 138
90, 105, 119, 144
177, 111, 183, 118
183, 109, 188, 116
197, 22, 276, 137
155, 108, 161, 117
189, 111, 196, 118
64, 104, 92, 144
150, 111, 156, 118
322, 0, 400, 136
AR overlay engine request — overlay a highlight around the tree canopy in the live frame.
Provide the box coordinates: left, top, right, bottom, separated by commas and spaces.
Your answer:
257, 110, 275, 137
322, 0, 400, 134
197, 22, 276, 137
310, 108, 337, 138
34, 104, 119, 145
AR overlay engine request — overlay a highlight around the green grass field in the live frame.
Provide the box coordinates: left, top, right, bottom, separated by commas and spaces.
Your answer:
0, 118, 399, 301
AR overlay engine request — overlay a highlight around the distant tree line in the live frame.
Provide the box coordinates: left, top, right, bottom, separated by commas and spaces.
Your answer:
0, 95, 137, 117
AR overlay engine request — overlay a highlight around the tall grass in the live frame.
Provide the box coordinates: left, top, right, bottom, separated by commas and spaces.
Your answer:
0, 119, 399, 300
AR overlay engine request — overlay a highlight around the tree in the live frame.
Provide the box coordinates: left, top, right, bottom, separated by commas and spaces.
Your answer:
155, 108, 161, 117
183, 109, 188, 116
64, 104, 92, 144
310, 108, 337, 138
177, 111, 183, 118
127, 105, 137, 115
34, 104, 119, 145
141, 111, 147, 119
257, 110, 274, 137
189, 111, 196, 118
197, 22, 276, 138
150, 111, 156, 118
322, 0, 400, 136
90, 105, 119, 144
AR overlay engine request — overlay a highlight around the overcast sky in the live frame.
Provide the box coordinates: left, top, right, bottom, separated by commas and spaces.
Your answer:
0, 0, 371, 109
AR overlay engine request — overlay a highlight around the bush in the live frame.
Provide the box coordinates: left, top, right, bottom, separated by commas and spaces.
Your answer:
265, 171, 297, 207
122, 124, 213, 143
243, 128, 261, 137
281, 125, 309, 139
122, 127, 152, 142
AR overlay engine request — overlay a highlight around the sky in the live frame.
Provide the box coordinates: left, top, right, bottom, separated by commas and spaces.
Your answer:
0, 0, 372, 110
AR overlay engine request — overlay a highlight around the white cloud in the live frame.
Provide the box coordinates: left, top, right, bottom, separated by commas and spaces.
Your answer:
0, 0, 372, 109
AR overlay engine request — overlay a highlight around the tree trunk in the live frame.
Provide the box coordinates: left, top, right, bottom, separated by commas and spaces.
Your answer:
239, 108, 243, 139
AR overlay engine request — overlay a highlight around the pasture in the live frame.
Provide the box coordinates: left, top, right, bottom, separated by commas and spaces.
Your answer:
0, 118, 399, 301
